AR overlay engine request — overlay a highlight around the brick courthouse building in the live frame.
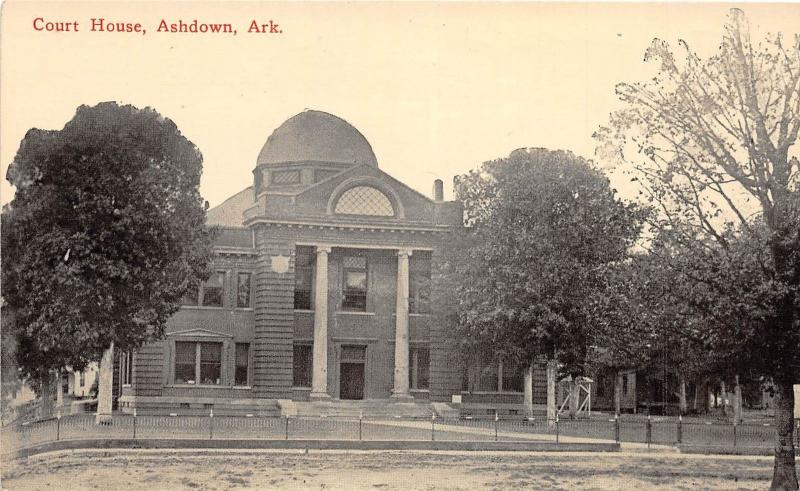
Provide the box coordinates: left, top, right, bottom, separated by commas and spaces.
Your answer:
117, 110, 479, 416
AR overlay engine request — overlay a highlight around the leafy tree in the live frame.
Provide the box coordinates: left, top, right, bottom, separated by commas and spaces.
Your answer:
593, 228, 771, 417
596, 10, 799, 488
1, 102, 214, 417
449, 148, 644, 415
590, 252, 711, 416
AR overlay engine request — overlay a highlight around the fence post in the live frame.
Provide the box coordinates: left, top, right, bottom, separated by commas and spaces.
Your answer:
676, 414, 682, 444
133, 408, 137, 439
646, 414, 652, 449
56, 411, 61, 441
209, 408, 214, 440
555, 416, 559, 444
494, 411, 499, 442
284, 415, 289, 440
614, 414, 620, 443
359, 411, 363, 441
431, 413, 436, 441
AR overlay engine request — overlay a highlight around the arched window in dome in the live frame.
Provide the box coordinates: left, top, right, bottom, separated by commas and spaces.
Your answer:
334, 186, 394, 217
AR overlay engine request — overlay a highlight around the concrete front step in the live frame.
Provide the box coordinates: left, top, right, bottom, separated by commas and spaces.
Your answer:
294, 400, 444, 419
118, 396, 282, 418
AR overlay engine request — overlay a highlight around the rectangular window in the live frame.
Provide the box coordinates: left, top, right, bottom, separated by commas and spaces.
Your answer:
293, 344, 313, 387
271, 170, 301, 185
340, 345, 366, 362
294, 247, 314, 310
234, 343, 250, 386
342, 256, 367, 311
409, 346, 430, 390
409, 254, 431, 314
623, 375, 629, 395
181, 285, 199, 306
201, 272, 225, 307
501, 359, 524, 393
596, 376, 606, 398
174, 341, 223, 385
175, 341, 197, 384
199, 342, 222, 385
236, 272, 252, 308
120, 352, 133, 386
79, 371, 85, 387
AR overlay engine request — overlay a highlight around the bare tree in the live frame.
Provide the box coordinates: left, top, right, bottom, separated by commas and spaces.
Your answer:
596, 10, 799, 489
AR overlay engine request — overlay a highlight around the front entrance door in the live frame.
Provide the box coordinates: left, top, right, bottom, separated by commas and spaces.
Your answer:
340, 363, 365, 400
339, 345, 366, 400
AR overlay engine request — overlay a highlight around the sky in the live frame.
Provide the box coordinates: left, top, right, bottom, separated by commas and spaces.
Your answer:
1, 2, 798, 208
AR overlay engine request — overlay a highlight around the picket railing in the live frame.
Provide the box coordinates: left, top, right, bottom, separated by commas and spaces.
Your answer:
2, 412, 798, 455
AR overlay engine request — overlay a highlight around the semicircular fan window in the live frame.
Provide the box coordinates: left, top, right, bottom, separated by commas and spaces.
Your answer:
334, 186, 394, 216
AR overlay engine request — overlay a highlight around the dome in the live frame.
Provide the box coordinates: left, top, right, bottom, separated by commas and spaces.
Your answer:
256, 110, 378, 168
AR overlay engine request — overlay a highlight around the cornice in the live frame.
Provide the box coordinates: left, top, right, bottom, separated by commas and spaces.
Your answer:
243, 217, 453, 234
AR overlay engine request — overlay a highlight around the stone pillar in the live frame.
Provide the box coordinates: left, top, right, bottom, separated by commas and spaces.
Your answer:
523, 363, 534, 418
392, 248, 413, 400
310, 246, 331, 400
546, 359, 557, 426
96, 342, 114, 423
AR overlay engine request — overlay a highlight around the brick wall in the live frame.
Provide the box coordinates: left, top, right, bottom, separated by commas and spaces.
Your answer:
252, 225, 294, 398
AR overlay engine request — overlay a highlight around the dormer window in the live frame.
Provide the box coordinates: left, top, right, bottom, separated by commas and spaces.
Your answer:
334, 186, 394, 217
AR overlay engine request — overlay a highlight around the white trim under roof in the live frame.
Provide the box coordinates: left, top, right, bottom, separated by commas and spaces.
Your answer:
244, 218, 450, 233
295, 242, 433, 252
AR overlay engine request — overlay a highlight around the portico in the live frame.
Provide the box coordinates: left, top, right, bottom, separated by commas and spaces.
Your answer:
306, 244, 418, 401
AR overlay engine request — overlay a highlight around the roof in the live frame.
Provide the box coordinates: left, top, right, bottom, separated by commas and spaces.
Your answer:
256, 110, 378, 168
206, 186, 254, 227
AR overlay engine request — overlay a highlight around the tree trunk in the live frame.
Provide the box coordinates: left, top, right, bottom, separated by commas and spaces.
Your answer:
38, 374, 55, 420
95, 342, 114, 424
769, 381, 798, 490
734, 374, 743, 425
568, 377, 579, 419
546, 360, 556, 426
692, 381, 699, 413
523, 362, 534, 419
720, 381, 728, 417
614, 371, 623, 417
679, 377, 687, 415
55, 370, 63, 409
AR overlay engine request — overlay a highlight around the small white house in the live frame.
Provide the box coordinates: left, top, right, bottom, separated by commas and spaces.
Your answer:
66, 363, 99, 398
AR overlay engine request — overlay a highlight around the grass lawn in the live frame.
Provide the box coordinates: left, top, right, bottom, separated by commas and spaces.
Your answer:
0, 449, 779, 490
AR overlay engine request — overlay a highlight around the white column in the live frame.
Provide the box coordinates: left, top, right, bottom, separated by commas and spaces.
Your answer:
392, 248, 413, 400
310, 246, 331, 400
95, 342, 114, 423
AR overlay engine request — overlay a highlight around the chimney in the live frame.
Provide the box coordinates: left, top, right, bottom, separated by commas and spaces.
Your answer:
433, 179, 444, 202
